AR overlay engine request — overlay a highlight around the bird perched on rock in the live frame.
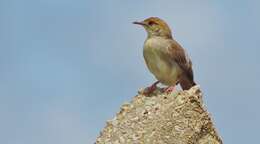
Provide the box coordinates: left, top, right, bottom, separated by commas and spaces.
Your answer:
133, 17, 196, 94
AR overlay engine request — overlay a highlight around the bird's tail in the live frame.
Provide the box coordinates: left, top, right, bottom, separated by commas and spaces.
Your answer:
179, 75, 196, 90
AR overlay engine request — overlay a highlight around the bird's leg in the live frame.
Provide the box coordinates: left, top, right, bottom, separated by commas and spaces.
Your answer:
143, 81, 160, 95
163, 85, 175, 94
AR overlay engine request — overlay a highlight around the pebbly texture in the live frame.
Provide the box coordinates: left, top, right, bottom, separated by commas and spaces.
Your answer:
96, 86, 222, 144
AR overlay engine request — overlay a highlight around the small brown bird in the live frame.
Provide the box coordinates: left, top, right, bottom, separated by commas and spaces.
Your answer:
133, 17, 196, 94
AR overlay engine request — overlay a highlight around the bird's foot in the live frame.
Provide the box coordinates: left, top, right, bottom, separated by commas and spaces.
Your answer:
163, 86, 175, 94
142, 81, 160, 96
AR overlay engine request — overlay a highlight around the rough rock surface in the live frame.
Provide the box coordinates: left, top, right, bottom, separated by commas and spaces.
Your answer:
96, 86, 222, 144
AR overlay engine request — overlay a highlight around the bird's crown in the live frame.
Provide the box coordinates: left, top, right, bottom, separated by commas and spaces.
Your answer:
134, 17, 172, 38
144, 17, 171, 31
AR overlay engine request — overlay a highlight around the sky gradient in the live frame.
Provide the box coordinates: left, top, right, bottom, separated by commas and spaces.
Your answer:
0, 0, 260, 143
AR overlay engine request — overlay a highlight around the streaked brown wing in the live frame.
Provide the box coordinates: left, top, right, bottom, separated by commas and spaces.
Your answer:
166, 39, 194, 82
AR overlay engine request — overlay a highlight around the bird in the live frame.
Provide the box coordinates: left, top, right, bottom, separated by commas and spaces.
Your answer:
133, 17, 196, 94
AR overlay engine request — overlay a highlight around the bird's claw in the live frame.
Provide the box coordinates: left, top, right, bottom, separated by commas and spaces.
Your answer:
142, 81, 160, 96
163, 86, 175, 94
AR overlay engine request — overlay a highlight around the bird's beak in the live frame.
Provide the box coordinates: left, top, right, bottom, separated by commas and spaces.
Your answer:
133, 21, 146, 26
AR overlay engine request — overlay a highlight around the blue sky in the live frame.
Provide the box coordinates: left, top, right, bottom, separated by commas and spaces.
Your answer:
0, 0, 259, 143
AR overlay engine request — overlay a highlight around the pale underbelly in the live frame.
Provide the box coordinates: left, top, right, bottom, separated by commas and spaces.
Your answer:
145, 54, 181, 86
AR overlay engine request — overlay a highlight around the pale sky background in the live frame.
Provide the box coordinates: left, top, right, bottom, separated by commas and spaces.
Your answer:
0, 0, 260, 144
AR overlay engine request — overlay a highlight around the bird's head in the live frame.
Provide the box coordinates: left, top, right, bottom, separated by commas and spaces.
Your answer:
133, 17, 172, 39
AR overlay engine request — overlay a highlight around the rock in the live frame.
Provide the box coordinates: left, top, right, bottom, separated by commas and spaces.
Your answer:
96, 85, 222, 144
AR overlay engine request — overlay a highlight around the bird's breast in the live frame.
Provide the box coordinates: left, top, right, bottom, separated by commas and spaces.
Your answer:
143, 37, 181, 85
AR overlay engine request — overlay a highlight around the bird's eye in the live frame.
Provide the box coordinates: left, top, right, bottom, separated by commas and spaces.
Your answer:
148, 21, 156, 26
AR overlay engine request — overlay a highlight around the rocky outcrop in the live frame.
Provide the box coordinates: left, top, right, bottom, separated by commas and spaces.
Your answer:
96, 86, 222, 144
